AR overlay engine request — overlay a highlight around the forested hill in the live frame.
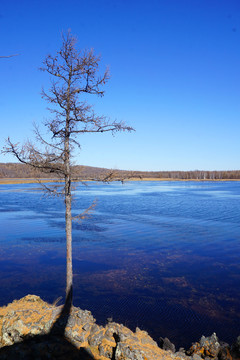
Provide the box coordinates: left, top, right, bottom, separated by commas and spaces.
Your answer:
0, 163, 109, 180
1, 163, 240, 180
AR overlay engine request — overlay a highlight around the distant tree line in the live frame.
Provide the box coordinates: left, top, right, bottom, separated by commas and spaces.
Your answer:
134, 170, 240, 180
1, 163, 240, 180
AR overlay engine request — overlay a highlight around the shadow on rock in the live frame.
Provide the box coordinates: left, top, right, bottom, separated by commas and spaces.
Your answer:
0, 288, 95, 359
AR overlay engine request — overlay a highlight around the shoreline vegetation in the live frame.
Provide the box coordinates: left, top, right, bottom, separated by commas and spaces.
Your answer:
1, 177, 240, 185
1, 163, 240, 184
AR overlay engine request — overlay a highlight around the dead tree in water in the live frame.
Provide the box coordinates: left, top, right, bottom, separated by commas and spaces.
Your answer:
3, 31, 134, 305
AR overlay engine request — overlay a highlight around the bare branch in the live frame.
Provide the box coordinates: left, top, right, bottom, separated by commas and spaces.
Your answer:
40, 181, 64, 197
33, 123, 64, 152
72, 199, 97, 222
0, 54, 19, 58
3, 137, 65, 176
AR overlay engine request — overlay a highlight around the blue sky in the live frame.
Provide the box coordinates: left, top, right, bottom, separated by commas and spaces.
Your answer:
1, 0, 240, 171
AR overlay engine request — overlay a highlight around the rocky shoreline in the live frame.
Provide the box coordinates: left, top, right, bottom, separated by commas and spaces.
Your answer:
0, 295, 239, 360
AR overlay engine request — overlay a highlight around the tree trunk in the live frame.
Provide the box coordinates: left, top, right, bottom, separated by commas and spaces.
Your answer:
65, 69, 73, 305
65, 175, 73, 304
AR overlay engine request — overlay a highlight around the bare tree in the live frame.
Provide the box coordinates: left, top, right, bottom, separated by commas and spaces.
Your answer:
3, 31, 134, 305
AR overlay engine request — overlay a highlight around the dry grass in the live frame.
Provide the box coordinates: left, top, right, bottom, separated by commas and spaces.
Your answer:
1, 177, 240, 185
0, 178, 60, 185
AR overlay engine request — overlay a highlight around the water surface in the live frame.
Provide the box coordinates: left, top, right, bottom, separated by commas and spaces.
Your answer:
0, 181, 240, 348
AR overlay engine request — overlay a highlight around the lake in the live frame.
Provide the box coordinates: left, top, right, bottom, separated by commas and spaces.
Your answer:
0, 180, 240, 348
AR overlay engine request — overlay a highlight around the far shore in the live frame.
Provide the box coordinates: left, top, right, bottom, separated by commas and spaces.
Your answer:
1, 177, 240, 185
0, 178, 63, 185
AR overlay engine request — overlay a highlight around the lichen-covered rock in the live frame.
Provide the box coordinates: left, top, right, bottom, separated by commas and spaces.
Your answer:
191, 354, 202, 360
88, 328, 105, 347
115, 342, 145, 360
187, 333, 221, 359
0, 293, 188, 360
0, 295, 55, 347
0, 295, 238, 360
103, 323, 171, 360
98, 338, 116, 358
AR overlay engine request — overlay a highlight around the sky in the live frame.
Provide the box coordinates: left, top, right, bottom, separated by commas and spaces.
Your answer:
1, 0, 240, 171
